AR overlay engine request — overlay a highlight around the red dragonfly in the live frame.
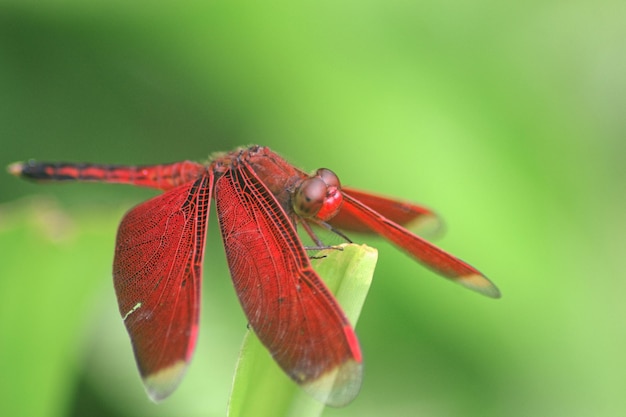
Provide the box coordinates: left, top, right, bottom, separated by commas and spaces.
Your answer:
8, 145, 499, 407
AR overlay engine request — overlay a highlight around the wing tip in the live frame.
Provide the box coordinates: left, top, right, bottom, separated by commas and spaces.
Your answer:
301, 358, 363, 407
407, 212, 444, 238
459, 273, 501, 298
143, 360, 189, 402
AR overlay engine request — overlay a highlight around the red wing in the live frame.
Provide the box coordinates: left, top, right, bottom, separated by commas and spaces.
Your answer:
341, 192, 500, 298
113, 175, 212, 401
214, 164, 362, 407
329, 187, 442, 237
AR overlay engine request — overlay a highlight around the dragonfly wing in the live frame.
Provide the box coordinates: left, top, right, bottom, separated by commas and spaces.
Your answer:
214, 164, 362, 407
113, 175, 212, 401
341, 192, 500, 298
330, 187, 443, 237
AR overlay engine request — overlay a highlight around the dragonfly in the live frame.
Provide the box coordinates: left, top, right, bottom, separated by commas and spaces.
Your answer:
8, 145, 499, 407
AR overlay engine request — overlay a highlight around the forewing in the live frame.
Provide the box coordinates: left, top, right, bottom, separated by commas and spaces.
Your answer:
215, 164, 362, 407
330, 187, 442, 237
113, 175, 212, 401
341, 192, 500, 298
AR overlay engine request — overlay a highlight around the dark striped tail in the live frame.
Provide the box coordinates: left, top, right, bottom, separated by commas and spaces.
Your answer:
7, 160, 205, 191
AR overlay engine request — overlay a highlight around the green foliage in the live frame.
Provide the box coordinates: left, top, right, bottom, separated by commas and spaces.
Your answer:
0, 200, 119, 417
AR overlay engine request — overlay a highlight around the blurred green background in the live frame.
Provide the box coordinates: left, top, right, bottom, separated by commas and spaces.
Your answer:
1, 1, 625, 416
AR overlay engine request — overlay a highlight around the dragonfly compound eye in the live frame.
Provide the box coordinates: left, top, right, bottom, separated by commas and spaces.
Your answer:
293, 177, 326, 218
293, 168, 345, 221
316, 168, 341, 189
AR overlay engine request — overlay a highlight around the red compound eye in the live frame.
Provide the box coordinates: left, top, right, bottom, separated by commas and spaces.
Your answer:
316, 168, 340, 189
292, 168, 343, 221
293, 177, 327, 218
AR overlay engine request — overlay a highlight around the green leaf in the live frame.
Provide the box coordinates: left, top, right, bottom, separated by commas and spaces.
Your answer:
0, 199, 120, 417
227, 243, 378, 417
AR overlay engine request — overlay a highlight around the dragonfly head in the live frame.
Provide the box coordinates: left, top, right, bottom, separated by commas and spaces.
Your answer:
293, 168, 343, 221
